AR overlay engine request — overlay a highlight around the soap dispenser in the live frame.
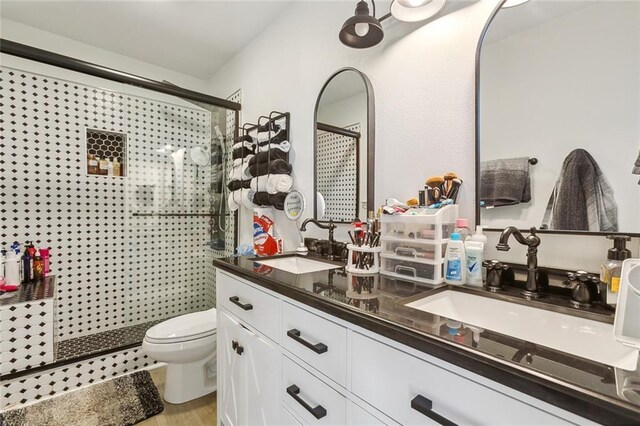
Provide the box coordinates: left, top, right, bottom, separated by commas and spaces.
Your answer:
600, 235, 632, 308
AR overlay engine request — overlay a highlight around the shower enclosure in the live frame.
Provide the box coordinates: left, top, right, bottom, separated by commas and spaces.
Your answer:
0, 41, 238, 380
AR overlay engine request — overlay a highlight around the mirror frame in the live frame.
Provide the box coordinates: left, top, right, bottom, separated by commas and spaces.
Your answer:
313, 67, 375, 223
474, 0, 640, 237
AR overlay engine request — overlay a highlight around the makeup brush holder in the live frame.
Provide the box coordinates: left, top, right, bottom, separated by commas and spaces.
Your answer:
346, 244, 381, 275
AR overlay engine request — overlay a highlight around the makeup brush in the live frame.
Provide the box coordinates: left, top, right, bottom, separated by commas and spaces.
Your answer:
447, 178, 463, 202
443, 172, 458, 198
425, 176, 444, 205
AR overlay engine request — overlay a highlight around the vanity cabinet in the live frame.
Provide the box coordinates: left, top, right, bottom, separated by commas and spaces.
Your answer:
218, 310, 280, 426
217, 270, 591, 426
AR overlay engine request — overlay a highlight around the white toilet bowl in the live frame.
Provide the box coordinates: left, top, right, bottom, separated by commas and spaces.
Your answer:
142, 308, 217, 404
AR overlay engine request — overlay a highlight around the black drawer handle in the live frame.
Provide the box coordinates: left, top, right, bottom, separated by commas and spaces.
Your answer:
287, 329, 328, 354
286, 384, 327, 420
231, 340, 243, 355
229, 296, 253, 311
411, 395, 457, 426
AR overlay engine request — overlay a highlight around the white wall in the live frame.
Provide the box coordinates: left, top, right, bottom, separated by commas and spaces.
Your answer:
209, 0, 639, 272
209, 0, 492, 250
0, 19, 212, 94
480, 2, 640, 231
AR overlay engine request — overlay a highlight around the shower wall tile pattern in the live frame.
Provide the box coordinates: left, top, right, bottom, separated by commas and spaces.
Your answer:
0, 347, 155, 410
316, 123, 360, 221
0, 67, 216, 345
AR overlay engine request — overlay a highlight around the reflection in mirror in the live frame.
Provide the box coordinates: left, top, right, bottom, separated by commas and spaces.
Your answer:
314, 68, 374, 223
478, 0, 639, 234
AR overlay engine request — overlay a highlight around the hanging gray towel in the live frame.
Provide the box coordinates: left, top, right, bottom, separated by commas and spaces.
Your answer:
633, 150, 640, 184
542, 149, 617, 232
480, 157, 531, 207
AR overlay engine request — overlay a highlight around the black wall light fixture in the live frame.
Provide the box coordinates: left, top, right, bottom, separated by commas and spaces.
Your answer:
339, 1, 385, 49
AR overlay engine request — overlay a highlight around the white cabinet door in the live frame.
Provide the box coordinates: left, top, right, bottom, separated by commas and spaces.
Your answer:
349, 401, 388, 425
244, 325, 281, 426
218, 310, 246, 426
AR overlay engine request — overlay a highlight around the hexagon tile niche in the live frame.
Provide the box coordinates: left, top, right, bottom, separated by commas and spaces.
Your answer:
85, 129, 126, 176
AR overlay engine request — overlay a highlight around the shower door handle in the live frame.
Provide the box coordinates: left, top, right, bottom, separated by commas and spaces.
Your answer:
229, 296, 253, 311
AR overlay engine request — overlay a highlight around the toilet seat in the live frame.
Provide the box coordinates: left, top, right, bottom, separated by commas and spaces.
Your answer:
145, 309, 217, 344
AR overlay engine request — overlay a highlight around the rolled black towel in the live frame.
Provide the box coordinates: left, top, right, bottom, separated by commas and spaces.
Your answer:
253, 191, 271, 206
235, 134, 254, 144
227, 180, 251, 192
248, 149, 288, 167
232, 146, 255, 159
249, 159, 292, 178
257, 129, 287, 146
268, 192, 288, 210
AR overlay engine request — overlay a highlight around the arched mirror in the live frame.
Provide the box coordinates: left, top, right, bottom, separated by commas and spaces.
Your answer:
314, 68, 375, 223
477, 0, 640, 236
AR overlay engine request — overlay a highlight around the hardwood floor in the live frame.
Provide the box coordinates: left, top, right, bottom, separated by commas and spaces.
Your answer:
138, 366, 217, 426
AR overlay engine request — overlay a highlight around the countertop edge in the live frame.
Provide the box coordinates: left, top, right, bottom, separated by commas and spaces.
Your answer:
213, 260, 640, 425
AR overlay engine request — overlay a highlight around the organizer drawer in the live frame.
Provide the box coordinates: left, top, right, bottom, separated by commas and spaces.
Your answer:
282, 355, 346, 425
351, 333, 570, 425
217, 271, 280, 340
381, 239, 446, 261
381, 255, 443, 283
282, 301, 348, 386
382, 222, 455, 241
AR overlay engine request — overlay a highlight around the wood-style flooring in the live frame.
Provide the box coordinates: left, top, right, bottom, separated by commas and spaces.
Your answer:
138, 366, 217, 426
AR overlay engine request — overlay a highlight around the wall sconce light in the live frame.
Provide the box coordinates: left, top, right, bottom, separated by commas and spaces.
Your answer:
390, 0, 447, 22
339, 1, 385, 49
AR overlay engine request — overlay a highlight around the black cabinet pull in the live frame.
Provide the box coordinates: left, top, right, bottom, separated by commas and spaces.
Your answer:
236, 345, 244, 355
286, 385, 327, 420
287, 329, 328, 354
229, 296, 253, 311
231, 340, 238, 350
411, 395, 457, 426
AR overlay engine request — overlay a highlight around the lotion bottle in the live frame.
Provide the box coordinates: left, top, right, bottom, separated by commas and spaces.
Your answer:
600, 235, 632, 308
4, 250, 20, 290
445, 233, 466, 285
465, 240, 484, 287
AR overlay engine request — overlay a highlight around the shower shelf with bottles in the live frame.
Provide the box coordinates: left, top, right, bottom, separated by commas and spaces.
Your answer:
85, 128, 127, 177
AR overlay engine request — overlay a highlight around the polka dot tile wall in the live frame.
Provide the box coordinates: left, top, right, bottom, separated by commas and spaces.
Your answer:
316, 123, 360, 222
0, 66, 224, 344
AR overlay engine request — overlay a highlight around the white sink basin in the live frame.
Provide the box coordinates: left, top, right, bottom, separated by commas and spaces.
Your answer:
406, 290, 639, 370
256, 256, 342, 274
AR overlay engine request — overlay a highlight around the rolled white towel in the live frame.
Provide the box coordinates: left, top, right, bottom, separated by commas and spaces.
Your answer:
266, 174, 293, 194
229, 163, 252, 181
250, 177, 268, 192
233, 155, 254, 168
228, 190, 241, 212
233, 140, 255, 150
257, 140, 291, 153
241, 188, 255, 209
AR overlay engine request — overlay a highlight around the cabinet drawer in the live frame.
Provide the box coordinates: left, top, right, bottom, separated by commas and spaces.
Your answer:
280, 405, 302, 426
282, 301, 347, 386
218, 271, 279, 340
349, 401, 388, 425
351, 333, 570, 426
282, 355, 346, 425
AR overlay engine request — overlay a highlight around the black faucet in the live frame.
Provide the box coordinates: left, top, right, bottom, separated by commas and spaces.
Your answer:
300, 219, 337, 259
496, 226, 542, 298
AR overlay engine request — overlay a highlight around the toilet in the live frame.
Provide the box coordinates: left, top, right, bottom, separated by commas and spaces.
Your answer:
142, 308, 217, 404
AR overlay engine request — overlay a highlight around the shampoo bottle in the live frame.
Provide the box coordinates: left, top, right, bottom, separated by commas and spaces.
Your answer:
465, 240, 484, 287
468, 226, 488, 282
445, 233, 466, 285
599, 235, 632, 308
4, 251, 20, 289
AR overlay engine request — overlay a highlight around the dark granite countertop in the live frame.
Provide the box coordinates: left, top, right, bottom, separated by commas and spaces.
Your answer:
0, 276, 56, 307
214, 254, 640, 425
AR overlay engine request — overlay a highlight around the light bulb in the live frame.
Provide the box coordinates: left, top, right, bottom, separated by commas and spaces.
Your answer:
397, 0, 432, 7
354, 22, 370, 37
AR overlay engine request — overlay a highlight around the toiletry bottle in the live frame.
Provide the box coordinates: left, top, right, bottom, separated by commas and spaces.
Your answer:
464, 240, 484, 287
32, 253, 44, 279
39, 248, 51, 275
22, 243, 34, 283
468, 226, 488, 281
113, 158, 121, 177
599, 235, 632, 308
99, 157, 109, 175
0, 249, 6, 287
107, 159, 114, 176
445, 233, 466, 285
87, 154, 98, 175
11, 242, 22, 282
454, 218, 471, 241
4, 250, 20, 289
